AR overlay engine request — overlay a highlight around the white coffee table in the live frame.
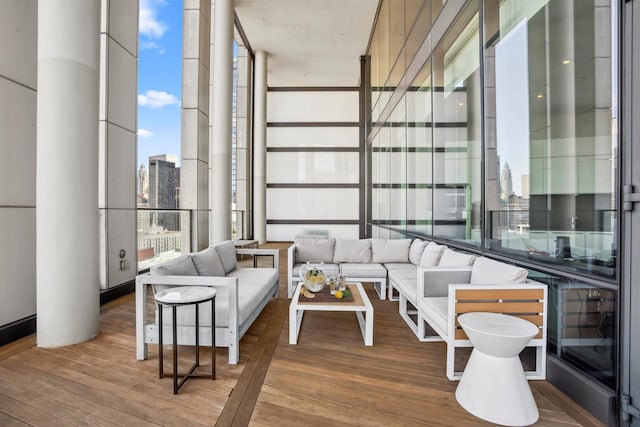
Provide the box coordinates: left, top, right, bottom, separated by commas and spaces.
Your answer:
455, 312, 540, 426
289, 282, 374, 346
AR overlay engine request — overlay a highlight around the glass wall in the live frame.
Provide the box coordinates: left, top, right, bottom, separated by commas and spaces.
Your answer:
366, 0, 618, 390
483, 0, 617, 280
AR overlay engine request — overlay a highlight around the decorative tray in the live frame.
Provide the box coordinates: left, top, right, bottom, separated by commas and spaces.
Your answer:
299, 285, 354, 303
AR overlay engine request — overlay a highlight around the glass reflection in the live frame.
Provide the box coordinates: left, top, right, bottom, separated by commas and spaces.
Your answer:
484, 0, 617, 278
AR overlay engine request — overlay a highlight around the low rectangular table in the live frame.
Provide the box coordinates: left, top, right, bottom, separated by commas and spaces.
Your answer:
289, 282, 374, 346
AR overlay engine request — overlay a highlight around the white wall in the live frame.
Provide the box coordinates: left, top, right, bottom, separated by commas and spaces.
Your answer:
266, 89, 360, 241
0, 1, 37, 326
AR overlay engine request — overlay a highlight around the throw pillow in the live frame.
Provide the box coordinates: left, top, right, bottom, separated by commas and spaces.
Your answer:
470, 257, 528, 284
214, 240, 238, 274
333, 239, 371, 263
408, 238, 429, 265
419, 242, 447, 267
192, 247, 226, 276
152, 254, 198, 276
296, 238, 335, 263
438, 249, 477, 267
371, 239, 411, 263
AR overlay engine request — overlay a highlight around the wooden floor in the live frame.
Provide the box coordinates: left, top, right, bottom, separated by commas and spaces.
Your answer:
0, 243, 604, 426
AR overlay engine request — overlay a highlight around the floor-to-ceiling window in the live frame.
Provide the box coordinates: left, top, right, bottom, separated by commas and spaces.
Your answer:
366, 0, 619, 409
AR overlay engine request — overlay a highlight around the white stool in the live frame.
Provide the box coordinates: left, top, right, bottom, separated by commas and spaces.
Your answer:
155, 286, 216, 394
455, 312, 539, 426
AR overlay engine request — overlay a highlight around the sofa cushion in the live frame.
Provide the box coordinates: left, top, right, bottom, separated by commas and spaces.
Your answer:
160, 268, 278, 329
339, 263, 387, 278
333, 239, 372, 263
371, 239, 411, 263
296, 238, 335, 263
384, 263, 417, 272
151, 254, 198, 276
438, 249, 477, 267
417, 297, 449, 336
213, 240, 237, 274
392, 274, 417, 305
419, 242, 447, 267
470, 257, 528, 284
191, 247, 226, 277
409, 239, 429, 265
292, 263, 340, 279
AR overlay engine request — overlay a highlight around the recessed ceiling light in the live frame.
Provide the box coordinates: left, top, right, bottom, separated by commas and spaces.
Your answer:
458, 102, 464, 106
537, 94, 544, 99
562, 59, 571, 65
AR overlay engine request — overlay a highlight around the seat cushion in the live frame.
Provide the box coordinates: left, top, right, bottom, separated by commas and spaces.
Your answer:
393, 276, 417, 305
384, 263, 417, 272
371, 239, 411, 263
333, 239, 371, 263
213, 240, 237, 274
438, 249, 477, 267
160, 268, 278, 328
417, 297, 449, 336
470, 257, 528, 284
191, 247, 225, 276
339, 263, 387, 278
295, 238, 335, 263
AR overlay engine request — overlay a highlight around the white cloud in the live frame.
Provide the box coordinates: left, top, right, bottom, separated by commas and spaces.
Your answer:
140, 41, 165, 54
138, 129, 153, 138
138, 90, 180, 108
139, 0, 167, 39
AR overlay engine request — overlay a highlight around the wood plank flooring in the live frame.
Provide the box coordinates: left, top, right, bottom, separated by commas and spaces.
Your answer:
0, 243, 605, 426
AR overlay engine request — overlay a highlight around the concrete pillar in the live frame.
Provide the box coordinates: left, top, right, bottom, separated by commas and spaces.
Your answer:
210, 0, 234, 243
253, 50, 267, 243
183, 0, 210, 251
37, 0, 101, 346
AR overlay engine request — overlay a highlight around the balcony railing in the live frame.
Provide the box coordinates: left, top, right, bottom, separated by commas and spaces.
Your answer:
137, 208, 248, 272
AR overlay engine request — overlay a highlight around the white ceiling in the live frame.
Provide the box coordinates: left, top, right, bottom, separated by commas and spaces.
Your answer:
234, 0, 379, 87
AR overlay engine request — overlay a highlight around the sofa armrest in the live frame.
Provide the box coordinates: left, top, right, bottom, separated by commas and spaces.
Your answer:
135, 273, 238, 360
417, 267, 472, 298
235, 247, 279, 269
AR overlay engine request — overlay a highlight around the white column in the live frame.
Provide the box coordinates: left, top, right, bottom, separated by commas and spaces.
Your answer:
253, 50, 268, 243
210, 0, 234, 243
36, 1, 101, 346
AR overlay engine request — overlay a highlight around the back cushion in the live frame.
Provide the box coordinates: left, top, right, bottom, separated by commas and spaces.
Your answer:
296, 238, 335, 263
192, 247, 226, 276
214, 240, 238, 274
371, 239, 411, 263
152, 254, 198, 276
408, 239, 429, 265
419, 242, 447, 267
470, 257, 528, 284
438, 249, 477, 267
333, 239, 371, 263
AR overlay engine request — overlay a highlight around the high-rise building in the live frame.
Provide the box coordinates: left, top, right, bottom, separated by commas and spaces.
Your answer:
500, 162, 513, 200
137, 163, 148, 203
148, 154, 179, 231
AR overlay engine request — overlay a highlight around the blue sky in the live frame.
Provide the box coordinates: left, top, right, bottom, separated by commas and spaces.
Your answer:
137, 0, 183, 169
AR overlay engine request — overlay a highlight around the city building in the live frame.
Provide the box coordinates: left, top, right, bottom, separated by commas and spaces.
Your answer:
148, 153, 179, 231
137, 163, 148, 203
1, 1, 639, 425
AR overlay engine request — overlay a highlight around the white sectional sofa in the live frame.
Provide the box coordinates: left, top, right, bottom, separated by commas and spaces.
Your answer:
136, 240, 279, 364
287, 237, 413, 299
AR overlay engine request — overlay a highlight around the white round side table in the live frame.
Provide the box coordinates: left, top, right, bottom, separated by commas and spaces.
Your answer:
155, 286, 217, 394
455, 312, 540, 426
